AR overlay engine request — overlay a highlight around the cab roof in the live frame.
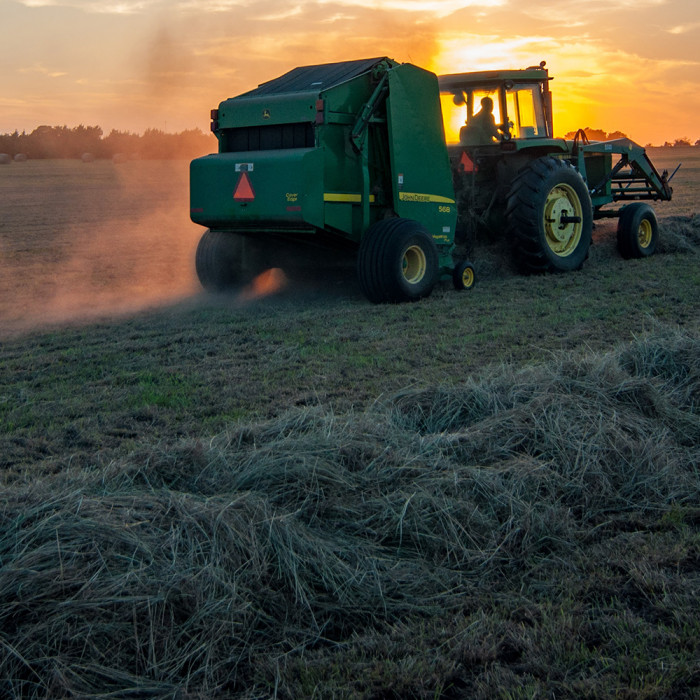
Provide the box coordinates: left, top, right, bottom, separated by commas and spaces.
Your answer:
438, 66, 549, 92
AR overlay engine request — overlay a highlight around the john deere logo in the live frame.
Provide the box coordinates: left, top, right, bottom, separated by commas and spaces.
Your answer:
262, 109, 271, 119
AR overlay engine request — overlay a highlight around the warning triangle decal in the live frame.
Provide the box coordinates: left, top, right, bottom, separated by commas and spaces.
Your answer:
233, 172, 255, 201
460, 151, 476, 173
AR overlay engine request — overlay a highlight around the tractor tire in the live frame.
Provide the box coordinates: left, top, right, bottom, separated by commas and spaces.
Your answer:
453, 260, 476, 290
617, 203, 658, 259
506, 157, 592, 273
357, 218, 439, 303
195, 229, 245, 291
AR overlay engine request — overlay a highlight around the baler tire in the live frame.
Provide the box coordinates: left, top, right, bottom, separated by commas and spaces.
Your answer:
617, 203, 658, 259
453, 260, 476, 290
195, 229, 243, 291
506, 157, 592, 274
357, 218, 439, 303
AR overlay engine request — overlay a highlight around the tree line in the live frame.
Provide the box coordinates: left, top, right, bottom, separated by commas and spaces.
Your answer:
0, 125, 216, 160
563, 127, 700, 148
2, 124, 697, 161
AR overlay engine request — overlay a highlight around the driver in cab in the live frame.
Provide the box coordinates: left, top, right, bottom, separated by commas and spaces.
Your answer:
460, 96, 502, 145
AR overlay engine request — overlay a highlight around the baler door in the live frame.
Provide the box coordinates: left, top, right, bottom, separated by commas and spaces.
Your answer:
386, 64, 457, 245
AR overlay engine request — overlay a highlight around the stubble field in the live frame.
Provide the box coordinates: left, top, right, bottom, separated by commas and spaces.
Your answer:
0, 149, 699, 698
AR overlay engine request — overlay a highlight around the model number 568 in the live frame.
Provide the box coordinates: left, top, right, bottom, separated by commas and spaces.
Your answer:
439, 205, 451, 213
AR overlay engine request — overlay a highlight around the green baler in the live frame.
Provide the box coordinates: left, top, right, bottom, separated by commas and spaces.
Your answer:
191, 57, 462, 303
191, 57, 674, 302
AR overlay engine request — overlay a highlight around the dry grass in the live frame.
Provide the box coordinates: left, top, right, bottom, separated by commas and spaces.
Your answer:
658, 214, 700, 254
1, 154, 699, 697
1, 329, 698, 698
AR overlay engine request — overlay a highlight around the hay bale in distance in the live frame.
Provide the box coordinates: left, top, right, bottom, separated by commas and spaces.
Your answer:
81, 152, 95, 163
0, 153, 11, 164
13, 153, 27, 162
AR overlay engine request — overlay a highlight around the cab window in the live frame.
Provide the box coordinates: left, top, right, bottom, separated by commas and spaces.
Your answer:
439, 88, 502, 146
505, 84, 546, 139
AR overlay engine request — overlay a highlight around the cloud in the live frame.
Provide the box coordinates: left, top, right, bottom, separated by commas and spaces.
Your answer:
175, 0, 247, 10
316, 0, 505, 18
19, 63, 68, 78
18, 0, 155, 12
668, 22, 700, 34
255, 5, 304, 21
430, 34, 555, 73
174, 0, 505, 15
319, 13, 357, 23
517, 0, 668, 25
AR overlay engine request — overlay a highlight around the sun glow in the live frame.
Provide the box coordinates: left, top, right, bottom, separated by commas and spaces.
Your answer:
429, 36, 637, 140
3, 0, 699, 144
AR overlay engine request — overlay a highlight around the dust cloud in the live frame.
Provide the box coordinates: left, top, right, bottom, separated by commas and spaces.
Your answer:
0, 160, 203, 337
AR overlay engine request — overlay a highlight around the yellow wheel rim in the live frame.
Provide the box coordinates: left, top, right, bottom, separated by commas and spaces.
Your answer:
638, 218, 653, 248
543, 183, 583, 257
402, 245, 427, 284
461, 267, 475, 288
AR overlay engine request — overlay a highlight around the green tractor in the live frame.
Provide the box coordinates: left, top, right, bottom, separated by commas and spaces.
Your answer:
190, 57, 673, 303
438, 62, 673, 272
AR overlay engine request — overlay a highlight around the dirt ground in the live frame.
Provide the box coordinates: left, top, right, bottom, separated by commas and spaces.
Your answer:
0, 148, 696, 337
0, 159, 202, 335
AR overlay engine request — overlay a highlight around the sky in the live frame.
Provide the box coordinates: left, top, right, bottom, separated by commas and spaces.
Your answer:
1, 0, 699, 145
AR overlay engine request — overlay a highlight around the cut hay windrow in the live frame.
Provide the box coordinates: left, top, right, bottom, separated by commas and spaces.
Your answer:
659, 214, 700, 254
1, 330, 698, 697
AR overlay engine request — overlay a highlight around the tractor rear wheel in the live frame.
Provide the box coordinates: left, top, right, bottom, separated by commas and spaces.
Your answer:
506, 157, 592, 273
357, 218, 439, 303
617, 203, 658, 259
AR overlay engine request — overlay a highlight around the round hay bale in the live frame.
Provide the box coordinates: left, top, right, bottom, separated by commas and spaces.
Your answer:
112, 153, 127, 164
0, 153, 11, 165
14, 153, 27, 162
81, 152, 95, 163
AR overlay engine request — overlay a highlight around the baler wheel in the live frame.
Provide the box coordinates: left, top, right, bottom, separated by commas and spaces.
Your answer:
357, 218, 438, 303
617, 203, 658, 259
195, 229, 242, 291
506, 157, 592, 273
453, 260, 476, 290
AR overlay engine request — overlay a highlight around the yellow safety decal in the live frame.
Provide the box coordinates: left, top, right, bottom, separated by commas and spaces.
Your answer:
399, 192, 456, 204
324, 193, 376, 203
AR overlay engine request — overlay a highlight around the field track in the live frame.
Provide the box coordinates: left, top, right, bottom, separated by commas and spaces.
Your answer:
0, 149, 698, 698
0, 148, 697, 336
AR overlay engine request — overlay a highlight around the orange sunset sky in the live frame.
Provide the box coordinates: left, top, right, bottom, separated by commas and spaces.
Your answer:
1, 0, 699, 145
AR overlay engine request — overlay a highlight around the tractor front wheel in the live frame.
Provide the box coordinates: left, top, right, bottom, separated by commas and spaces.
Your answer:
506, 157, 592, 273
357, 218, 439, 303
617, 203, 658, 259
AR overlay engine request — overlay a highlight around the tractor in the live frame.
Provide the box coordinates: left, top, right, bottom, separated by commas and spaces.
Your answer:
190, 57, 674, 303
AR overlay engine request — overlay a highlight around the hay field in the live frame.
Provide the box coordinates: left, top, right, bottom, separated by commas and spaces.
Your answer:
0, 152, 699, 698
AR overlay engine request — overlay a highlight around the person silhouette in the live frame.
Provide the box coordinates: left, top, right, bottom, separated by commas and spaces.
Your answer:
460, 96, 502, 145
468, 96, 500, 142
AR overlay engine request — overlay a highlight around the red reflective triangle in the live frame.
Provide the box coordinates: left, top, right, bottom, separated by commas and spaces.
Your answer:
460, 151, 476, 173
233, 172, 255, 201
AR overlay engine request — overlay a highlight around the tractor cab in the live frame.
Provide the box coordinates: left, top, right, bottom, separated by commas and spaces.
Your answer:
438, 63, 553, 148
